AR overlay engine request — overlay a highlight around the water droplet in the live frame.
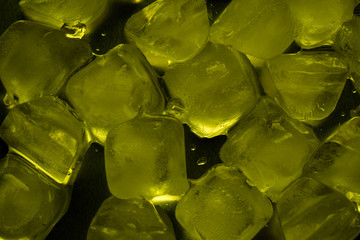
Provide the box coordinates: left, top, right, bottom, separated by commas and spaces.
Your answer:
341, 112, 346, 117
197, 157, 207, 166
101, 33, 106, 37
190, 144, 196, 151
353, 90, 358, 94
351, 109, 359, 117
96, 48, 100, 52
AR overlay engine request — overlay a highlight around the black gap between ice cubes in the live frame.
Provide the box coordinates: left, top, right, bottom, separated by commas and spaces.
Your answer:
206, 0, 232, 25
46, 143, 111, 240
283, 41, 301, 54
354, 3, 360, 16
87, 0, 156, 55
0, 80, 9, 125
155, 199, 192, 240
0, 0, 24, 36
0, 138, 8, 159
253, 203, 286, 240
184, 124, 227, 179
313, 80, 360, 141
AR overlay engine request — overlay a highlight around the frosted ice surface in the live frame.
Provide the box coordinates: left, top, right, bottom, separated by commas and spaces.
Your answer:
125, 0, 209, 68
0, 97, 89, 185
210, 0, 295, 59
105, 114, 188, 200
87, 196, 176, 240
277, 177, 360, 240
0, 154, 70, 240
304, 117, 360, 205
265, 52, 349, 121
164, 42, 259, 138
220, 97, 319, 201
335, 16, 360, 61
335, 16, 360, 91
19, 0, 108, 35
66, 44, 165, 145
175, 165, 273, 240
0, 20, 92, 106
287, 0, 357, 48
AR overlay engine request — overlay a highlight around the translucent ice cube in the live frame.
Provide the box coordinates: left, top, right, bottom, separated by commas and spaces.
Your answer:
265, 52, 349, 121
220, 97, 319, 201
87, 196, 176, 240
164, 42, 259, 138
210, 0, 295, 59
105, 114, 189, 200
124, 0, 209, 68
66, 44, 165, 145
303, 117, 360, 205
0, 20, 93, 106
286, 0, 357, 48
0, 96, 89, 185
335, 16, 360, 91
175, 165, 273, 240
277, 177, 360, 240
0, 154, 70, 240
19, 0, 108, 36
335, 16, 360, 62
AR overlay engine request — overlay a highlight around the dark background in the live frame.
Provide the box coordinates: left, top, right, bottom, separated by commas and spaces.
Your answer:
1, 0, 360, 239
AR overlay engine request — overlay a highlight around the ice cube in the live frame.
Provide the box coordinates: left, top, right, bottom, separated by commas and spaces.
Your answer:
303, 117, 360, 205
286, 0, 357, 48
0, 96, 89, 185
65, 44, 165, 145
0, 20, 93, 106
19, 0, 108, 36
87, 196, 176, 240
265, 52, 349, 121
335, 16, 360, 61
220, 97, 319, 201
210, 0, 295, 59
124, 0, 209, 68
164, 42, 259, 138
105, 114, 188, 200
335, 16, 360, 91
277, 177, 360, 240
175, 165, 273, 240
0, 154, 70, 240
